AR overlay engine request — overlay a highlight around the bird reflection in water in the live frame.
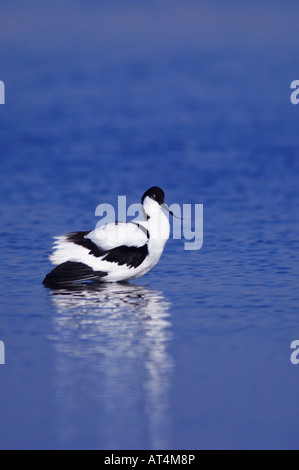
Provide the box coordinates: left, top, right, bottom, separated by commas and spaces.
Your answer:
47, 282, 173, 449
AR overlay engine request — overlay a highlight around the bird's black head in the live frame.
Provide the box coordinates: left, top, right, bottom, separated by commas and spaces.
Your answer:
141, 186, 165, 205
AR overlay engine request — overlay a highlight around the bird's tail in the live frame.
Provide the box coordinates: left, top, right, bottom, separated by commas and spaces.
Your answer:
43, 261, 107, 287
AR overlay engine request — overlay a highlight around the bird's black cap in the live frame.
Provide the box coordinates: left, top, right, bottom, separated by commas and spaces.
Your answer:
141, 186, 165, 205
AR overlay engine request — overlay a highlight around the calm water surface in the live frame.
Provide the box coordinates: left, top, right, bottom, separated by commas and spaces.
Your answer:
0, 1, 299, 449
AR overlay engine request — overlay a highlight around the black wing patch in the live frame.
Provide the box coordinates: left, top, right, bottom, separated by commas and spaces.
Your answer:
66, 231, 106, 257
66, 230, 148, 268
103, 244, 148, 268
43, 261, 107, 287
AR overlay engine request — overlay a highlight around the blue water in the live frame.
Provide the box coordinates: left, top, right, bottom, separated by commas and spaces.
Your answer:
1, 1, 299, 449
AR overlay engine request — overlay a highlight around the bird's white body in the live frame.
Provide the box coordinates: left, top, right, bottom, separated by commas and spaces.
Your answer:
44, 188, 171, 285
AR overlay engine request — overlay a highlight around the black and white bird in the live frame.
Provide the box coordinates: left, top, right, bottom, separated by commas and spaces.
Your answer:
43, 187, 176, 286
